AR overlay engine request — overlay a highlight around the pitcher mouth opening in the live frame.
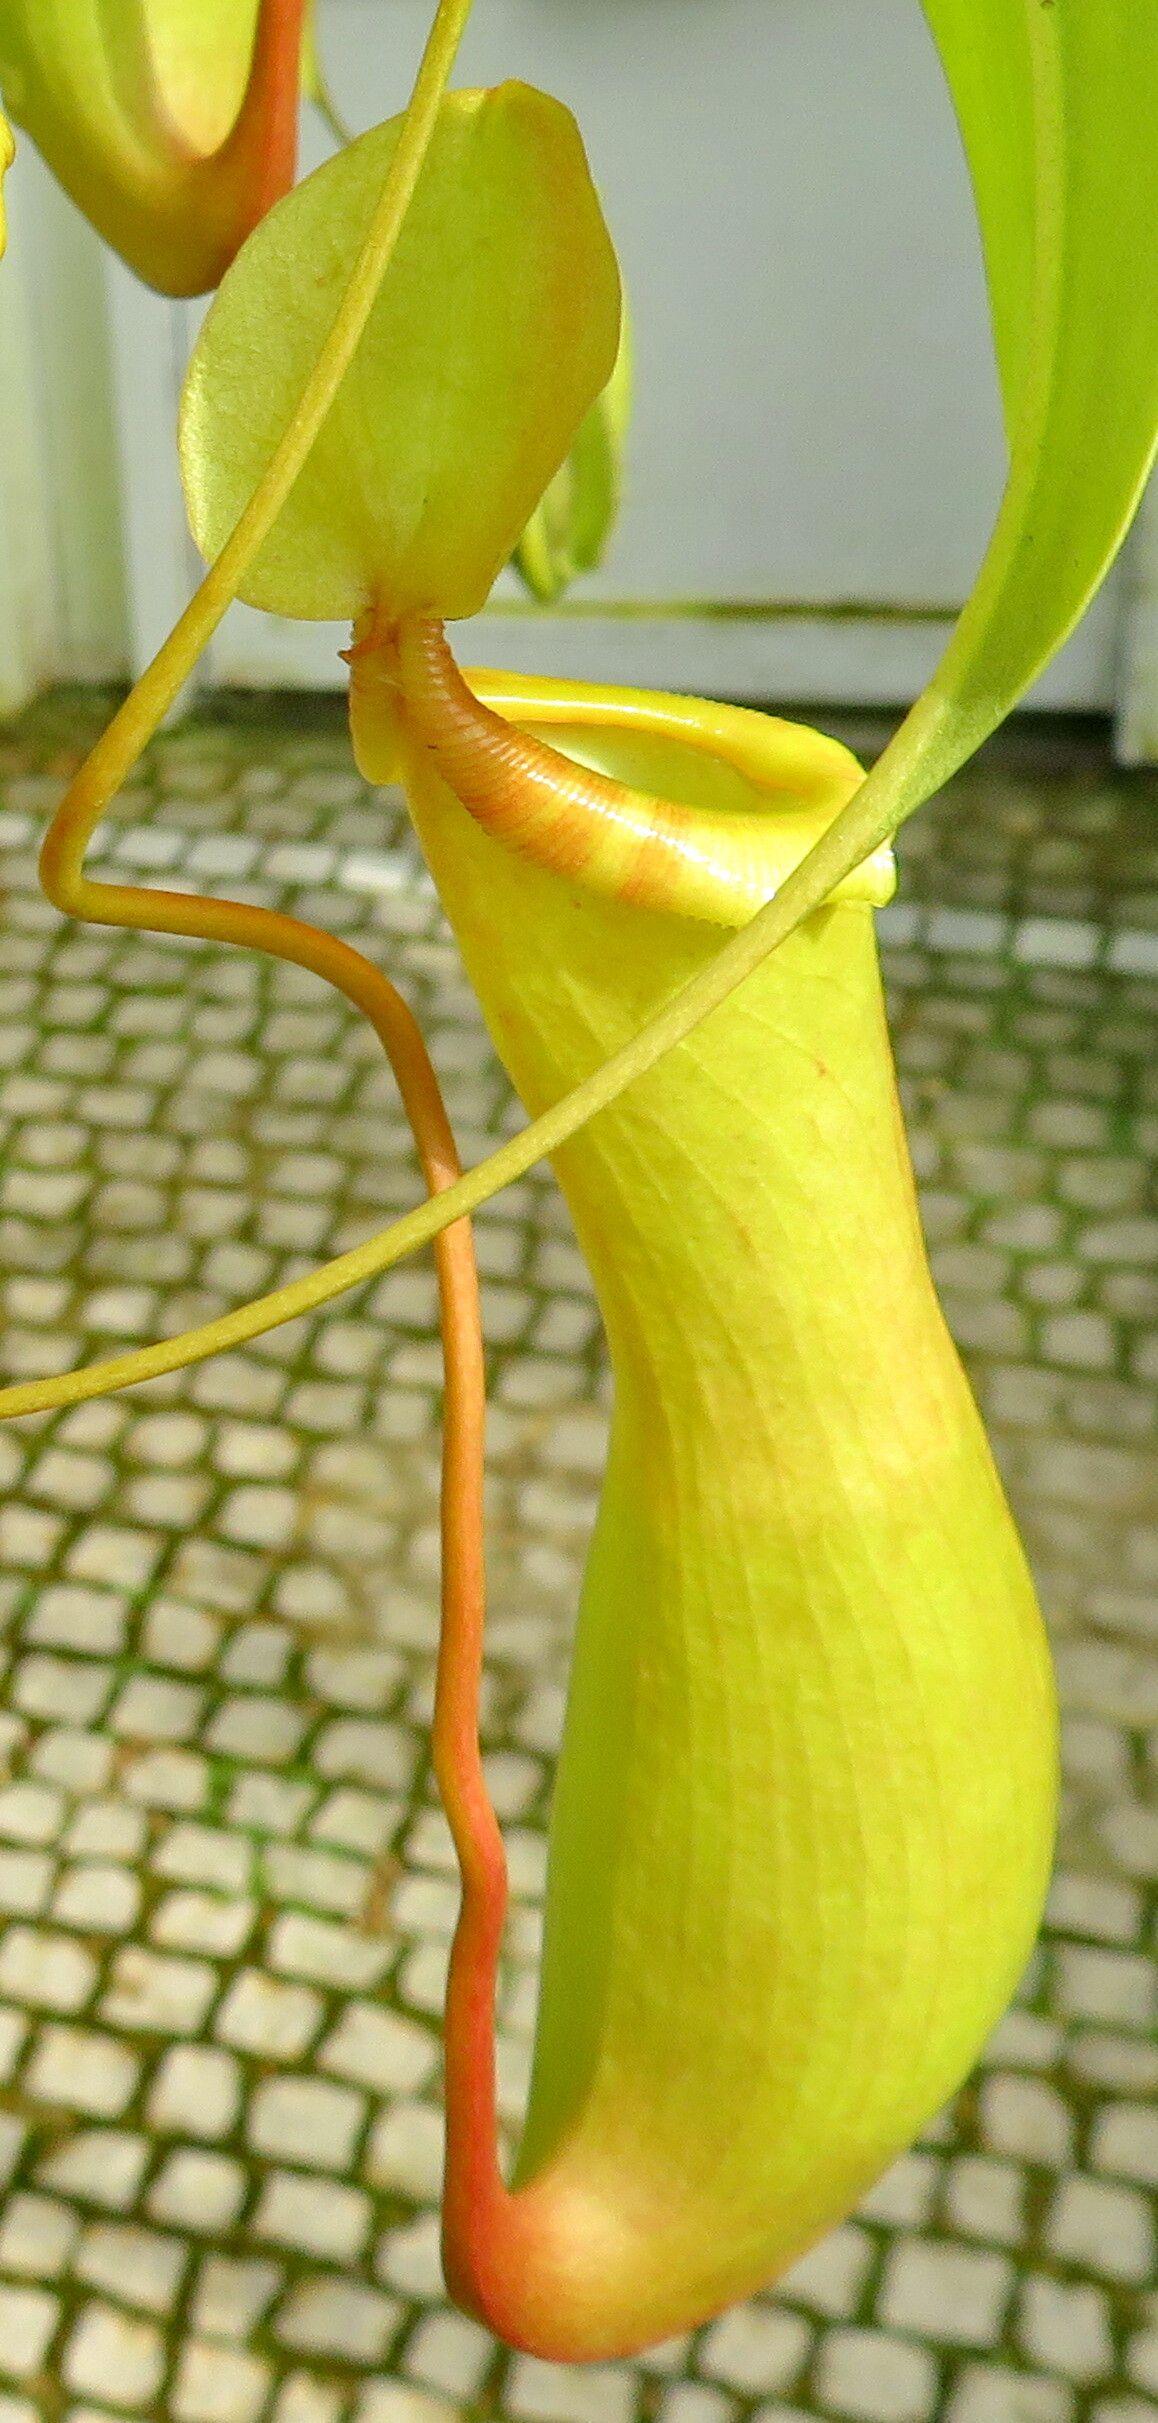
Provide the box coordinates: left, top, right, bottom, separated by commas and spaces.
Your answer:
469, 663, 897, 918
349, 612, 896, 926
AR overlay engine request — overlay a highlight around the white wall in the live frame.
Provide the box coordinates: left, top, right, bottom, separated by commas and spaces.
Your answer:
0, 179, 53, 715
0, 141, 127, 708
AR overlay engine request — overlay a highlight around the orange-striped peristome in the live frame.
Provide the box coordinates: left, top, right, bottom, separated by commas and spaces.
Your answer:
348, 613, 1058, 2358
351, 608, 894, 926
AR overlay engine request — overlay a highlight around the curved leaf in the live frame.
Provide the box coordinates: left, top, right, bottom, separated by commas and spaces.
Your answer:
816, 0, 1158, 871
180, 85, 622, 623
921, 0, 1037, 438
925, 0, 1157, 730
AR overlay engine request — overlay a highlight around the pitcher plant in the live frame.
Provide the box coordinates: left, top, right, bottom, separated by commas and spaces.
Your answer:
0, 0, 1155, 2365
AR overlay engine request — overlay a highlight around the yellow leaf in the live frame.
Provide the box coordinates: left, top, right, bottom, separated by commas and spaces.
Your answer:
180, 85, 622, 623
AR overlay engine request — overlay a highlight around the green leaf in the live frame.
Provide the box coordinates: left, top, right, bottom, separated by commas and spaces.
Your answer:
926, 0, 1157, 737
818, 0, 1158, 869
514, 303, 633, 602
180, 85, 622, 624
0, 0, 303, 296
920, 0, 1037, 438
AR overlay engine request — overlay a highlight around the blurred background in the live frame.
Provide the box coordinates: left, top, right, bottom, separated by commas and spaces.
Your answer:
0, 5, 1154, 2422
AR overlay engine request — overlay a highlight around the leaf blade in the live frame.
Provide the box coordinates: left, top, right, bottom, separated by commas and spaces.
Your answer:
806, 0, 1158, 878
180, 84, 622, 624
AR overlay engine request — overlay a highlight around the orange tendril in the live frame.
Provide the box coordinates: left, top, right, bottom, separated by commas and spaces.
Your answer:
1, 0, 506, 2333
36, 765, 506, 2304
